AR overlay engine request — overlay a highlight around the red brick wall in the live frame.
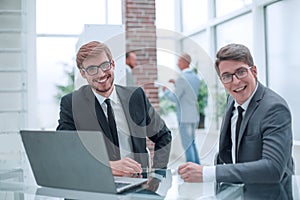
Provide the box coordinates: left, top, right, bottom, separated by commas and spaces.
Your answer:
123, 0, 158, 162
123, 0, 159, 111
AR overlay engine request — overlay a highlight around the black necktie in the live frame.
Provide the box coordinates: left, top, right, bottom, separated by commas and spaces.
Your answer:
104, 99, 119, 150
235, 106, 244, 161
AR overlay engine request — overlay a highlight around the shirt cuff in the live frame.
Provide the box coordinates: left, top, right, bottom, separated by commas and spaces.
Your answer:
203, 166, 216, 182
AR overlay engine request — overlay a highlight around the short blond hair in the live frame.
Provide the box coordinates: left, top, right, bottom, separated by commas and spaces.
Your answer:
76, 41, 113, 69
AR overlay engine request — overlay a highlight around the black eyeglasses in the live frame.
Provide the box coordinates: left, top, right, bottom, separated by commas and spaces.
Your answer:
81, 61, 112, 76
220, 66, 253, 84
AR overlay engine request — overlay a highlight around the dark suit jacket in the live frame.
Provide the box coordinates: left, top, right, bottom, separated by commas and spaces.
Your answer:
216, 82, 294, 183
57, 84, 172, 169
242, 174, 293, 200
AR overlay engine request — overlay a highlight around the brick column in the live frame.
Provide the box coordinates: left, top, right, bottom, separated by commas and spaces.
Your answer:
123, 0, 159, 111
123, 0, 158, 164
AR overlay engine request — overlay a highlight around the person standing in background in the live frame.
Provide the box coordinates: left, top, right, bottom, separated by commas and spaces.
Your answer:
125, 51, 137, 86
163, 53, 201, 164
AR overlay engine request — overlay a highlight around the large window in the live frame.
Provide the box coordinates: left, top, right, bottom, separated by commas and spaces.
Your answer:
216, 13, 253, 52
36, 0, 122, 129
181, 0, 208, 33
215, 0, 252, 17
266, 0, 300, 140
188, 32, 209, 54
156, 0, 175, 31
36, 0, 108, 34
36, 37, 78, 129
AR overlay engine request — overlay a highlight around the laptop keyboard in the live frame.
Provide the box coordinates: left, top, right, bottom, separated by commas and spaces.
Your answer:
115, 182, 131, 189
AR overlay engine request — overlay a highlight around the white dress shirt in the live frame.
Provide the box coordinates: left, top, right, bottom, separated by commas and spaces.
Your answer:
92, 86, 134, 159
203, 83, 258, 182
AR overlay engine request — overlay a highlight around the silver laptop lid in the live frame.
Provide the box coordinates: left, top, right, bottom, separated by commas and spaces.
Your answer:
20, 130, 118, 193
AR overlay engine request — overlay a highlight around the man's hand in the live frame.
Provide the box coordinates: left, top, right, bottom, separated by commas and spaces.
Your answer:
109, 157, 142, 177
178, 162, 203, 182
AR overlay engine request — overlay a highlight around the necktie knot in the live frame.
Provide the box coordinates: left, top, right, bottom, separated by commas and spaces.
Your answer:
105, 98, 111, 106
237, 106, 244, 115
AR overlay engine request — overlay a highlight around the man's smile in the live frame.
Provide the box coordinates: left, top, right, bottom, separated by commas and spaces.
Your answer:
233, 85, 247, 93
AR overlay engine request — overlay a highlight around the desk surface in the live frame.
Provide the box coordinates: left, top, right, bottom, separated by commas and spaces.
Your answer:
0, 169, 299, 199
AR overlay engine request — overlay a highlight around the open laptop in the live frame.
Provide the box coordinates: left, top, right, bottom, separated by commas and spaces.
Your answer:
20, 130, 147, 194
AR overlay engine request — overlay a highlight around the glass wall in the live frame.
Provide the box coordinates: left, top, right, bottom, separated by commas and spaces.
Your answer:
36, 37, 78, 129
181, 0, 208, 33
266, 0, 300, 140
177, 0, 300, 140
215, 0, 252, 17
215, 13, 253, 52
36, 0, 122, 129
173, 0, 300, 167
188, 32, 209, 54
34, 0, 300, 138
36, 0, 107, 34
156, 0, 175, 31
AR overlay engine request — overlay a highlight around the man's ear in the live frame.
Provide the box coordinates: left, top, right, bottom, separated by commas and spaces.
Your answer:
111, 60, 115, 70
251, 65, 258, 78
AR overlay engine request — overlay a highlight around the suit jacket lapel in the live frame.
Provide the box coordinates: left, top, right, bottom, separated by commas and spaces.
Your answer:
79, 85, 112, 138
80, 85, 110, 134
73, 85, 101, 130
115, 85, 146, 154
237, 82, 265, 150
219, 97, 234, 163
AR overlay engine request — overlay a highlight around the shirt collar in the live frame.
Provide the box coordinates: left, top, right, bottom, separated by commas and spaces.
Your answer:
126, 64, 132, 71
234, 82, 258, 111
182, 68, 193, 73
92, 86, 118, 105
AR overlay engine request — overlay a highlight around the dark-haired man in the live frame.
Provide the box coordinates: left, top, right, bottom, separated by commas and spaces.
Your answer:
178, 43, 294, 184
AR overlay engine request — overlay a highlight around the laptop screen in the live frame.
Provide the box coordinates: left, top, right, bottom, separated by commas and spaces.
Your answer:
20, 130, 147, 193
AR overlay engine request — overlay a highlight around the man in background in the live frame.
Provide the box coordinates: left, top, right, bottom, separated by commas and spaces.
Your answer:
163, 53, 200, 164
125, 51, 137, 86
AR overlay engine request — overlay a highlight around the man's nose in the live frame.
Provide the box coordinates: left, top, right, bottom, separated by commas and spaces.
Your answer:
232, 74, 241, 83
96, 68, 106, 76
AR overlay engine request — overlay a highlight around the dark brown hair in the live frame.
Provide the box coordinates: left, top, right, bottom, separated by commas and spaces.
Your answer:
215, 43, 254, 75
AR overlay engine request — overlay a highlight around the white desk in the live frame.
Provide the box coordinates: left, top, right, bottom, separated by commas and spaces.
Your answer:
0, 169, 244, 199
3, 169, 299, 199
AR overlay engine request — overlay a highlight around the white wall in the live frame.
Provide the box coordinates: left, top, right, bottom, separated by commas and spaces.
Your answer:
0, 0, 37, 184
